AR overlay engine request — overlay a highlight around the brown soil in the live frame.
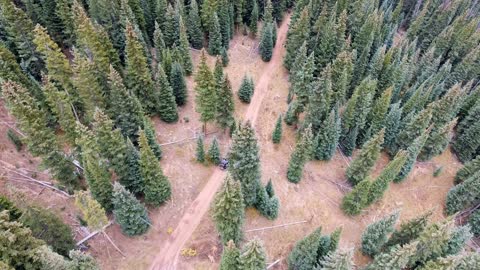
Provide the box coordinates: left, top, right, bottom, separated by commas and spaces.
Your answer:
0, 13, 463, 270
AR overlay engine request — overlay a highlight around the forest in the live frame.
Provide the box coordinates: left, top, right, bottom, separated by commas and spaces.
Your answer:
0, 0, 479, 269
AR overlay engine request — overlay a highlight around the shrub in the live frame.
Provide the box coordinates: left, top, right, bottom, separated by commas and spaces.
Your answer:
7, 129, 23, 151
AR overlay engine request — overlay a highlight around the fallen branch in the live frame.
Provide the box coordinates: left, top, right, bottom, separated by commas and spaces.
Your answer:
159, 131, 219, 146
76, 222, 113, 246
0, 121, 26, 137
103, 231, 126, 257
267, 259, 282, 269
2, 170, 71, 198
246, 220, 308, 232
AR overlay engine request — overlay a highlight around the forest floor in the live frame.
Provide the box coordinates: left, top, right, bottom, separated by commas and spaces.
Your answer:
0, 14, 463, 270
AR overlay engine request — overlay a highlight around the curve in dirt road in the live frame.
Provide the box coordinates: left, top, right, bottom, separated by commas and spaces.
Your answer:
149, 15, 291, 270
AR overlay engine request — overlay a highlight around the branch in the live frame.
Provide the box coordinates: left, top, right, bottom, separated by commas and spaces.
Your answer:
267, 259, 282, 269
245, 220, 308, 232
159, 131, 219, 146
76, 221, 113, 246
102, 231, 126, 257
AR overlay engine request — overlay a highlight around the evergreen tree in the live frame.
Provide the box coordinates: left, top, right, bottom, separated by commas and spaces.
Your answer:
346, 129, 385, 186
341, 177, 371, 216
83, 155, 113, 212
331, 50, 354, 105
249, 1, 259, 37
216, 75, 236, 130
318, 249, 354, 270
222, 47, 230, 66
314, 109, 341, 161
288, 227, 323, 270
208, 13, 223, 55
170, 62, 188, 106
195, 50, 216, 131
68, 250, 100, 270
360, 87, 392, 145
112, 183, 150, 236
107, 66, 145, 140
392, 107, 433, 156
469, 210, 480, 237
446, 171, 480, 215
144, 117, 162, 160
453, 120, 480, 163
284, 8, 309, 69
155, 65, 179, 123
455, 154, 480, 185
125, 22, 158, 114
238, 75, 254, 103
163, 4, 179, 47
196, 135, 206, 163
384, 102, 403, 152
208, 138, 221, 165
386, 211, 432, 248
74, 191, 109, 232
178, 16, 193, 75
153, 22, 166, 63
394, 127, 431, 183
239, 238, 267, 269
217, 0, 231, 48
187, 0, 203, 49
259, 23, 273, 61
122, 138, 144, 194
212, 174, 245, 244
228, 122, 262, 206
138, 130, 171, 206
255, 182, 280, 220
220, 240, 240, 270
365, 241, 418, 270
272, 114, 283, 144
368, 150, 408, 205
303, 66, 333, 133
361, 211, 400, 257
287, 125, 313, 183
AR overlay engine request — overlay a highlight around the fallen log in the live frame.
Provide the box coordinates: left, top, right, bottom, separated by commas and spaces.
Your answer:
267, 259, 281, 269
246, 220, 308, 232
76, 222, 113, 246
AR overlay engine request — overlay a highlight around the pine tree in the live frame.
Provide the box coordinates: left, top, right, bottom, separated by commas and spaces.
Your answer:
318, 249, 354, 270
341, 177, 372, 216
138, 130, 171, 206
74, 191, 109, 232
162, 4, 178, 47
386, 212, 433, 249
220, 240, 240, 270
218, 0, 231, 48
288, 227, 323, 270
122, 138, 144, 194
393, 107, 433, 155
255, 181, 280, 220
169, 62, 188, 106
155, 65, 179, 123
272, 114, 283, 144
394, 127, 431, 183
68, 250, 100, 270
144, 117, 162, 160
453, 119, 480, 163
384, 102, 403, 152
187, 0, 203, 49
153, 22, 166, 63
293, 53, 316, 113
455, 154, 480, 185
238, 75, 254, 103
208, 138, 221, 165
287, 125, 313, 183
222, 47, 230, 66
107, 66, 145, 140
303, 66, 333, 133
365, 241, 418, 270
196, 135, 206, 163
125, 22, 158, 114
249, 1, 259, 37
331, 50, 354, 105
212, 174, 245, 244
195, 49, 217, 131
446, 171, 480, 215
284, 8, 309, 69
368, 150, 408, 205
314, 109, 341, 161
239, 238, 267, 269
361, 211, 400, 257
178, 16, 193, 75
228, 122, 262, 206
112, 183, 150, 236
346, 129, 384, 186
216, 75, 236, 130
360, 87, 393, 145
83, 155, 113, 212
259, 23, 273, 61
410, 219, 456, 265
208, 13, 223, 55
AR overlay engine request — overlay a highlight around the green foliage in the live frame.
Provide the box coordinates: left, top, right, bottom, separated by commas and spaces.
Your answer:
196, 136, 205, 163
186, 0, 203, 49
122, 138, 144, 194
208, 138, 221, 165
74, 191, 108, 232
284, 8, 309, 69
361, 211, 399, 257
83, 155, 113, 212
360, 87, 392, 145
212, 174, 245, 244
239, 238, 267, 269
221, 47, 229, 66
469, 210, 480, 237
0, 196, 22, 221
317, 249, 353, 270
112, 183, 150, 236
178, 16, 193, 75
238, 75, 254, 103
385, 211, 432, 249
287, 125, 313, 183
341, 178, 371, 216
155, 65, 179, 123
288, 227, 322, 270
346, 129, 384, 186
365, 241, 418, 270
248, 1, 258, 37
208, 13, 223, 55
216, 75, 235, 130
228, 121, 262, 206
20, 207, 75, 257
7, 129, 23, 151
392, 107, 433, 156
220, 240, 240, 270
255, 182, 280, 220
143, 117, 162, 160
442, 225, 472, 257
395, 127, 432, 182
195, 50, 216, 125
67, 250, 100, 270
314, 109, 341, 161
383, 102, 403, 152
446, 171, 480, 215
453, 100, 480, 162
170, 62, 188, 106
455, 154, 480, 184
260, 23, 273, 62
272, 114, 283, 144
153, 22, 165, 63
138, 130, 171, 206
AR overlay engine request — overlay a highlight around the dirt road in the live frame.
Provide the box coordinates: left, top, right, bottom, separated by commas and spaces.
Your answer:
149, 15, 291, 270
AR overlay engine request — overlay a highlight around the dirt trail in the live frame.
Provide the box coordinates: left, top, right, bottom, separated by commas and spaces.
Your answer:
149, 15, 291, 270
